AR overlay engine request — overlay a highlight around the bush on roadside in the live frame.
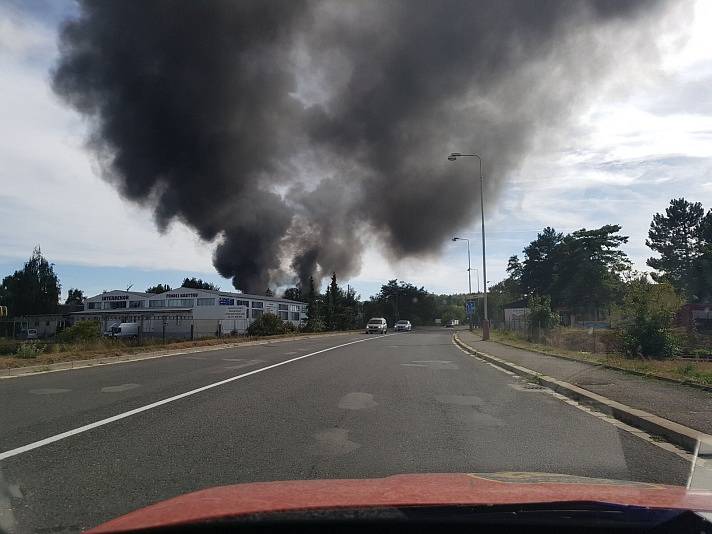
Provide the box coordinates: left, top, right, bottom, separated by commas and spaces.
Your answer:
15, 341, 46, 359
57, 320, 102, 343
246, 313, 292, 337
615, 277, 681, 359
0, 339, 20, 356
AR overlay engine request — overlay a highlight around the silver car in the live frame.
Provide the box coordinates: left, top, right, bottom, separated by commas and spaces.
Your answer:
395, 320, 412, 331
365, 317, 388, 334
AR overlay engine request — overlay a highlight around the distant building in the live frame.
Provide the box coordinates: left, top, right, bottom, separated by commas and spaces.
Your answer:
73, 287, 307, 339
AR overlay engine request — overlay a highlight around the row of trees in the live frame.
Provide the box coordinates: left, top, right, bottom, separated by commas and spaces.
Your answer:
484, 197, 712, 358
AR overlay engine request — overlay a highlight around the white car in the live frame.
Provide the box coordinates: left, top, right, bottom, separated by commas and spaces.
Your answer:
394, 320, 412, 331
365, 317, 388, 334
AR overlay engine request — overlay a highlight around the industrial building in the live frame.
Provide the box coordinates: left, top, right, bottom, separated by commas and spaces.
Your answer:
73, 287, 307, 339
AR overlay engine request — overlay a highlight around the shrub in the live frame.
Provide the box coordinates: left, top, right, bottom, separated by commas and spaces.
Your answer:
15, 341, 46, 359
615, 277, 681, 359
58, 321, 102, 343
246, 313, 291, 336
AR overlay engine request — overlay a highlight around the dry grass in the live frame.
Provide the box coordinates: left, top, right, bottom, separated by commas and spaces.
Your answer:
0, 331, 355, 370
489, 328, 712, 387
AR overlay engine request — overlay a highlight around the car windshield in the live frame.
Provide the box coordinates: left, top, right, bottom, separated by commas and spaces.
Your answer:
3, 1, 712, 532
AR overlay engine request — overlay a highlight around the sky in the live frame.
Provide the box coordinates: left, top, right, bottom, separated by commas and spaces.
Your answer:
1, 1, 712, 300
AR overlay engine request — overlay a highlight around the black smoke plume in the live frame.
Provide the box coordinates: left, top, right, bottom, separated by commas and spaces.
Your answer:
52, 0, 682, 291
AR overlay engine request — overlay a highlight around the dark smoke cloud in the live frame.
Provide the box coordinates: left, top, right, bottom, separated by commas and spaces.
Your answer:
52, 0, 683, 291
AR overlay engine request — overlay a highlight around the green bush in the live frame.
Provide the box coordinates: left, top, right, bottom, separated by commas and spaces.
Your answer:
527, 295, 558, 332
616, 277, 681, 359
0, 339, 20, 356
246, 313, 292, 336
15, 341, 46, 359
57, 321, 102, 343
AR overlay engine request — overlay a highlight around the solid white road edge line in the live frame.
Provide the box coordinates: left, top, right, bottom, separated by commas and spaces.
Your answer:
0, 333, 398, 461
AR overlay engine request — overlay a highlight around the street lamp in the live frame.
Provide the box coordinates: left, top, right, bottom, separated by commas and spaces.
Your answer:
451, 237, 472, 295
448, 152, 490, 340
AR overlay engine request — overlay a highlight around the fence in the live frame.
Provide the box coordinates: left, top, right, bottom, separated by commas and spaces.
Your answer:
494, 319, 616, 354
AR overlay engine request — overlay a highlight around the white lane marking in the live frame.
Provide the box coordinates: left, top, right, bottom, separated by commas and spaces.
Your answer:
0, 333, 398, 461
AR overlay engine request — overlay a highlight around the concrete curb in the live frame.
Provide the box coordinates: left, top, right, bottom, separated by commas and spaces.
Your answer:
454, 333, 712, 453
1, 331, 356, 379
491, 336, 712, 394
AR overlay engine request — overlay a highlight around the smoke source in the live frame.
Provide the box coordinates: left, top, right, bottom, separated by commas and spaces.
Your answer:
52, 0, 681, 292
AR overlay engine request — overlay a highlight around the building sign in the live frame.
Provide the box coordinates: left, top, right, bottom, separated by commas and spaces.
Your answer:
219, 297, 235, 306
225, 306, 248, 319
101, 295, 129, 301
167, 293, 199, 298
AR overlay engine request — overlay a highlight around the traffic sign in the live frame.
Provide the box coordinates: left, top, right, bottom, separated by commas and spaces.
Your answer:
465, 300, 476, 317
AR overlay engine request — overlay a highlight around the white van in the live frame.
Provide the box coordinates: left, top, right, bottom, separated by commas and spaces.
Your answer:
365, 317, 388, 334
114, 322, 140, 339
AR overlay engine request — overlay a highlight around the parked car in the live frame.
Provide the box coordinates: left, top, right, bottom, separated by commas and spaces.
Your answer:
394, 320, 412, 331
365, 317, 388, 334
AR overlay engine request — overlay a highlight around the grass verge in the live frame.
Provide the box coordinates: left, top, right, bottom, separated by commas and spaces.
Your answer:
0, 330, 359, 370
473, 328, 712, 388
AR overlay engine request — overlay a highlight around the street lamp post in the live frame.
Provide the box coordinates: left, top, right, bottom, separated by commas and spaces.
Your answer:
452, 236, 473, 331
448, 152, 490, 340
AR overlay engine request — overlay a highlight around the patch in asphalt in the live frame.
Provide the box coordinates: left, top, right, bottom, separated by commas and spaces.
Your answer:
401, 360, 459, 370
508, 383, 548, 392
338, 392, 377, 410
101, 383, 140, 393
311, 428, 360, 456
28, 388, 70, 395
435, 394, 483, 406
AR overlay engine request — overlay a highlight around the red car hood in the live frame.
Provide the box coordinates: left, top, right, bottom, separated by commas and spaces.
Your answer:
90, 472, 712, 533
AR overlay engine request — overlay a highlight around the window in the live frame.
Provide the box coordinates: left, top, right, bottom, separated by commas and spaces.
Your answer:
167, 299, 183, 307
197, 298, 215, 306
252, 301, 263, 308
180, 299, 194, 307
278, 304, 288, 311
219, 297, 234, 305
87, 302, 100, 310
279, 311, 289, 320
109, 301, 126, 309
129, 300, 144, 308
289, 304, 300, 312
251, 309, 263, 319
149, 300, 165, 308
291, 312, 300, 321
236, 299, 250, 307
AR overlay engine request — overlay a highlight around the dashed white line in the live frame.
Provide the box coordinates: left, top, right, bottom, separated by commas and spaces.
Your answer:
0, 334, 398, 461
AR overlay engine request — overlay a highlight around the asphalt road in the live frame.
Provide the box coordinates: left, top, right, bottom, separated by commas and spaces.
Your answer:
0, 329, 691, 532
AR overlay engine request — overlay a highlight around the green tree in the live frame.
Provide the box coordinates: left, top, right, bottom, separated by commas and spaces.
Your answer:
146, 284, 171, 294
282, 287, 304, 302
0, 247, 61, 316
65, 288, 84, 305
646, 198, 704, 296
367, 280, 436, 326
616, 276, 682, 359
305, 276, 322, 332
265, 288, 274, 297
527, 294, 558, 332
520, 227, 563, 297
181, 277, 220, 290
550, 225, 630, 314
324, 272, 338, 330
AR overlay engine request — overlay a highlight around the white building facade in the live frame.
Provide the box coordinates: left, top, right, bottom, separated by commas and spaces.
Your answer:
74, 287, 307, 339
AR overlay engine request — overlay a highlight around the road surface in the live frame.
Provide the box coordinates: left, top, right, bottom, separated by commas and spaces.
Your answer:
0, 329, 691, 532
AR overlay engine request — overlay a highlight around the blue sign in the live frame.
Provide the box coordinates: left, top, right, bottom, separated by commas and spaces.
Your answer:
465, 300, 476, 316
